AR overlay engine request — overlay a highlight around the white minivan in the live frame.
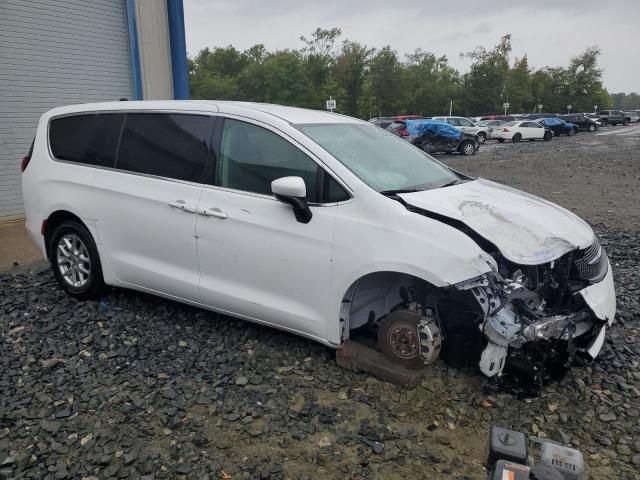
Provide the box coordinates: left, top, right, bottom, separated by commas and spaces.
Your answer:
22, 101, 615, 380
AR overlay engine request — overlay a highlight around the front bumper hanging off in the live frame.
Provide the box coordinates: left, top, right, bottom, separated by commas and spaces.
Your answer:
460, 260, 616, 378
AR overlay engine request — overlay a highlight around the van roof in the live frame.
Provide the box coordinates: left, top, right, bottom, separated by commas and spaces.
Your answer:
44, 100, 362, 125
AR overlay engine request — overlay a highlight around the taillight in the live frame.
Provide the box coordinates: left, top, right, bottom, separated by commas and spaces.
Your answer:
400, 128, 410, 137
503, 128, 509, 132
21, 156, 31, 172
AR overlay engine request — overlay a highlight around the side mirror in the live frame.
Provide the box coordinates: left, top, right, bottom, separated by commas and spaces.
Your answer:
271, 176, 312, 224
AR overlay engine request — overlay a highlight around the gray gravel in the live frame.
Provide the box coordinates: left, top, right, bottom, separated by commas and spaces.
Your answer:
1, 131, 639, 479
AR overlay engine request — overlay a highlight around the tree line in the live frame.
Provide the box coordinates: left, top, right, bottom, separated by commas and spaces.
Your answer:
611, 92, 640, 110
189, 28, 616, 119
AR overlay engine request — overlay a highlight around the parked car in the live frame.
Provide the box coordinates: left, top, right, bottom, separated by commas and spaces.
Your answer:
515, 113, 559, 121
431, 116, 490, 144
584, 113, 603, 127
479, 115, 515, 122
22, 101, 614, 381
386, 120, 412, 138
370, 117, 395, 129
477, 119, 505, 139
403, 119, 479, 156
559, 114, 599, 132
386, 119, 477, 155
623, 111, 640, 123
537, 118, 579, 136
391, 114, 424, 121
597, 110, 630, 126
492, 120, 553, 143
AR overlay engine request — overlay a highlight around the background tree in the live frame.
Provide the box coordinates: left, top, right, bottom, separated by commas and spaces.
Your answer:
189, 28, 620, 118
333, 40, 374, 116
460, 34, 512, 115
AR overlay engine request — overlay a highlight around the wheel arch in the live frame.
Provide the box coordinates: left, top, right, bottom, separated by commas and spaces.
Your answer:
338, 269, 445, 342
44, 210, 89, 259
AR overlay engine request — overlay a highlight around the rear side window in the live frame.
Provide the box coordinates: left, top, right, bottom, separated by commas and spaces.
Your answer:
117, 114, 213, 183
49, 114, 124, 167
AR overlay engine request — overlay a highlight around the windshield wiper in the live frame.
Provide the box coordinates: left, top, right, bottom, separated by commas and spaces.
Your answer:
439, 179, 463, 188
379, 188, 422, 196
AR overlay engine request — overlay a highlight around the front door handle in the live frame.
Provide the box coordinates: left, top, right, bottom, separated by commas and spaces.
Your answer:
197, 207, 228, 219
168, 200, 196, 213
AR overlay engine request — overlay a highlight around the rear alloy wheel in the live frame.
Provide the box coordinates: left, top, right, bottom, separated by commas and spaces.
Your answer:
378, 310, 422, 369
477, 132, 486, 144
588, 124, 596, 132
512, 133, 522, 143
50, 220, 106, 300
624, 119, 630, 126
568, 128, 576, 136
459, 140, 476, 156
543, 131, 553, 141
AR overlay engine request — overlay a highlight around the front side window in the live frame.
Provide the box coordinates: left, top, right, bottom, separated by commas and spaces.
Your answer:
117, 114, 212, 183
50, 113, 124, 167
299, 123, 459, 192
217, 118, 348, 203
458, 118, 474, 127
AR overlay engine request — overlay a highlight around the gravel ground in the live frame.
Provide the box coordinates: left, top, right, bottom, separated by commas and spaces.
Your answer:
1, 131, 639, 479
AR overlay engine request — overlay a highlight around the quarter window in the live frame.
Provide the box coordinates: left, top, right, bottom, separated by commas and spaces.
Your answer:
117, 114, 212, 183
50, 114, 124, 167
217, 118, 348, 203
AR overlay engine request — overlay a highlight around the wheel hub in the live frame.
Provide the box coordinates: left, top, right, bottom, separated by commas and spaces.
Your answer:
387, 324, 419, 359
57, 234, 91, 288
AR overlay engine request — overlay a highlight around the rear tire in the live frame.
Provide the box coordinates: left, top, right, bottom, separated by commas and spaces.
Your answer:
624, 119, 630, 126
497, 138, 505, 143
568, 128, 576, 136
50, 220, 106, 300
477, 132, 486, 144
543, 131, 553, 141
588, 124, 596, 132
512, 133, 522, 143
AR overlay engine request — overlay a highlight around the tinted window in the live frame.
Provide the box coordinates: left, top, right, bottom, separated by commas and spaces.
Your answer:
50, 114, 124, 167
218, 119, 348, 203
117, 114, 212, 183
458, 118, 474, 127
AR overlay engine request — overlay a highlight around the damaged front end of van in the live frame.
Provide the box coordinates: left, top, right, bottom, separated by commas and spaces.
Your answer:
451, 237, 614, 385
344, 178, 616, 388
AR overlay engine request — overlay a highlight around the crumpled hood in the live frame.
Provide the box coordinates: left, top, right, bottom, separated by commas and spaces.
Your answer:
399, 178, 595, 265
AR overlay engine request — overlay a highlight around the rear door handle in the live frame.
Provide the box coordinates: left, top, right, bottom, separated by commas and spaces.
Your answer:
168, 200, 197, 213
197, 207, 228, 219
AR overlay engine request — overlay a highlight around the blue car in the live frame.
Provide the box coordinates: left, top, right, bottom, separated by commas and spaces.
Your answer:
536, 117, 579, 136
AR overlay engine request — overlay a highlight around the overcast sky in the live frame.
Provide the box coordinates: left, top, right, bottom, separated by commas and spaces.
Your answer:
184, 0, 639, 93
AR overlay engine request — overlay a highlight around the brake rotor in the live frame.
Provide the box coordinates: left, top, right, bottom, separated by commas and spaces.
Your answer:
378, 310, 422, 369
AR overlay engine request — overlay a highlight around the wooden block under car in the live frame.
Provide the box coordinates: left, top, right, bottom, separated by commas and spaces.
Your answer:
336, 341, 424, 387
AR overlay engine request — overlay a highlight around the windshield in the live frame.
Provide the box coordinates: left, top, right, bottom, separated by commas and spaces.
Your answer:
298, 123, 459, 192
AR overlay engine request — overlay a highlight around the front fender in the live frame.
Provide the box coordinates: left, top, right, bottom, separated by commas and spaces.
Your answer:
325, 197, 493, 344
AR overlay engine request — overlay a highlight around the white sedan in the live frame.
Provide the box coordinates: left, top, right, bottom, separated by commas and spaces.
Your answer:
492, 121, 553, 143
